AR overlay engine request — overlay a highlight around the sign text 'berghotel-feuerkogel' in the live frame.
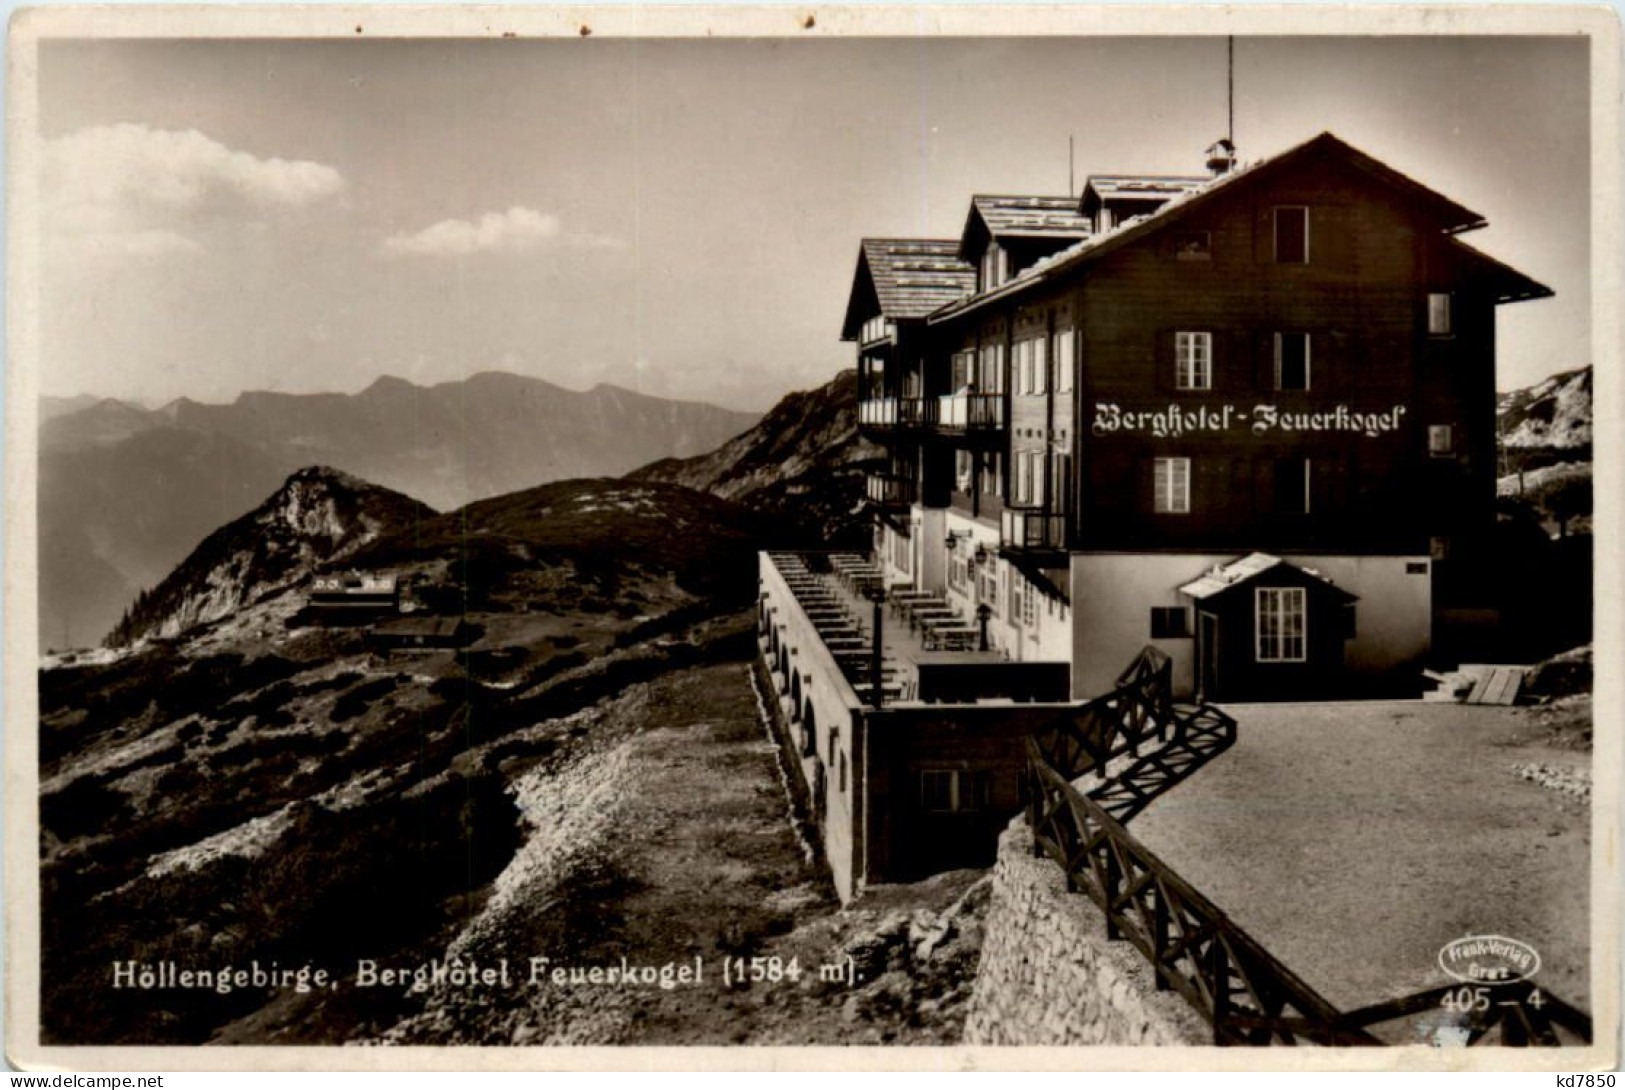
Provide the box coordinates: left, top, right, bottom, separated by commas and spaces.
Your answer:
1091, 402, 1409, 439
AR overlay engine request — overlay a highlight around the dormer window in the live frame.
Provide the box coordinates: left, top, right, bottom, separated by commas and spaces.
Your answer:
979, 244, 1008, 292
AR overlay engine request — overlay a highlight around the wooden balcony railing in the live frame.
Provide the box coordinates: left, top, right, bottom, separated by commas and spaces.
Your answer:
937, 392, 1005, 430
1025, 646, 1592, 1047
865, 473, 918, 508
858, 398, 898, 427
1002, 507, 1067, 552
859, 397, 939, 430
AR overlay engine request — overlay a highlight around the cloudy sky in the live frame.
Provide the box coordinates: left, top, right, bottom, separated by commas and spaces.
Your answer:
36, 35, 1589, 411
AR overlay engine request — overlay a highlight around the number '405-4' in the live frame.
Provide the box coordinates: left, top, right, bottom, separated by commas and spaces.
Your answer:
1439, 985, 1544, 1013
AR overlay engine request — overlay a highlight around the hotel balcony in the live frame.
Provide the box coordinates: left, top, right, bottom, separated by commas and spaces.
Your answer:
1001, 507, 1068, 555
937, 392, 1005, 433
865, 472, 918, 510
858, 396, 940, 433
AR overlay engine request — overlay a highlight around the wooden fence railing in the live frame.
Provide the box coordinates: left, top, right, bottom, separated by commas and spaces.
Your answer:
1025, 646, 1591, 1047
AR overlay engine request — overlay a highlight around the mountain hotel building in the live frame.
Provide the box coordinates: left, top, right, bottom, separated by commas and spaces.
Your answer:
759, 132, 1550, 900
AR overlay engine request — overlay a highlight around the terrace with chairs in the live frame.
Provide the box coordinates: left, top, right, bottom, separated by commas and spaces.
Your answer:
759, 550, 1071, 707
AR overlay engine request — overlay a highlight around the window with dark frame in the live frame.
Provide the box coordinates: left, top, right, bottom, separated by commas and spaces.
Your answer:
1274, 206, 1309, 263
1429, 424, 1454, 457
1055, 329, 1076, 393
918, 769, 992, 813
1174, 231, 1212, 261
1428, 293, 1453, 336
1150, 606, 1190, 639
1274, 332, 1311, 391
1274, 457, 1312, 514
1175, 331, 1213, 390
1256, 586, 1307, 663
1153, 457, 1191, 514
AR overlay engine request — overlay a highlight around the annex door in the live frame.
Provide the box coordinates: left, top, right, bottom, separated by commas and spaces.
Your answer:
1198, 611, 1221, 703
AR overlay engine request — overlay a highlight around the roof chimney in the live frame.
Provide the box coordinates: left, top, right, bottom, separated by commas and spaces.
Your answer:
1204, 138, 1237, 178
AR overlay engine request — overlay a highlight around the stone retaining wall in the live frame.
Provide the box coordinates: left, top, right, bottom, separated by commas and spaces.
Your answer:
964, 819, 1208, 1046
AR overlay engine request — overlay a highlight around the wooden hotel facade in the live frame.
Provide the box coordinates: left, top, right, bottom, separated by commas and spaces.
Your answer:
758, 132, 1550, 900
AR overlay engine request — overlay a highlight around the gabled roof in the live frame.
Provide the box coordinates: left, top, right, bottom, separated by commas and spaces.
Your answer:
841, 239, 975, 341
1178, 553, 1358, 602
1448, 237, 1555, 303
958, 195, 1093, 261
1081, 174, 1208, 211
931, 132, 1513, 325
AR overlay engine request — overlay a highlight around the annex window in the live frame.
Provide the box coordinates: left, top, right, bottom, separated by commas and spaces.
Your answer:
1013, 340, 1029, 395
1174, 231, 1212, 261
1274, 206, 1309, 264
1022, 583, 1039, 628
919, 769, 992, 813
1007, 568, 1021, 620
1274, 332, 1311, 391
1033, 336, 1048, 394
951, 350, 974, 390
1153, 457, 1191, 514
1256, 587, 1307, 663
1428, 424, 1454, 457
1150, 606, 1190, 639
1054, 329, 1076, 393
1175, 332, 1213, 390
1428, 293, 1453, 336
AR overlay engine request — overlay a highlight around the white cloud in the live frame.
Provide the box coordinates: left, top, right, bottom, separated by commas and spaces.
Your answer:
43, 123, 345, 259
382, 205, 626, 258
46, 123, 345, 213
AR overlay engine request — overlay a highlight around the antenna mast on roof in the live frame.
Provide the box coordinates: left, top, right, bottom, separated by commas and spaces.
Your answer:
1227, 35, 1235, 146
1205, 37, 1239, 177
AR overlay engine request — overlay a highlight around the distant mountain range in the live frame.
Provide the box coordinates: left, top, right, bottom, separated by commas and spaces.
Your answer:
44, 373, 759, 508
39, 372, 758, 651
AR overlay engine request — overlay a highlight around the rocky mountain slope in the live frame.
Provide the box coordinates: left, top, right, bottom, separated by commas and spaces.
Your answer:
40, 427, 297, 652
1496, 365, 1593, 540
40, 372, 758, 649
1498, 365, 1592, 450
106, 467, 434, 645
39, 461, 984, 1046
629, 369, 881, 546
